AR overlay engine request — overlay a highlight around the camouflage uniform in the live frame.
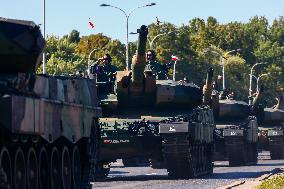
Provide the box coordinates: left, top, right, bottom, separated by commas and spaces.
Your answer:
145, 60, 168, 80
95, 63, 118, 82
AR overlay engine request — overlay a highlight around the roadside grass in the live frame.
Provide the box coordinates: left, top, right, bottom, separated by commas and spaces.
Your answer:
256, 175, 284, 189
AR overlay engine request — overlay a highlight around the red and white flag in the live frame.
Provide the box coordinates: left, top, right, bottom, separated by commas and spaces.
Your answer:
171, 55, 179, 61
88, 18, 95, 29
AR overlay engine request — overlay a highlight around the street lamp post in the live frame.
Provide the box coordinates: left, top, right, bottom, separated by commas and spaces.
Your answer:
42, 0, 46, 74
100, 3, 156, 71
148, 31, 173, 50
248, 63, 266, 105
87, 46, 107, 74
221, 49, 241, 90
249, 63, 266, 97
203, 48, 241, 90
87, 48, 100, 74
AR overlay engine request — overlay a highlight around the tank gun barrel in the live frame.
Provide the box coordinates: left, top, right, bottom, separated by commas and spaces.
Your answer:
203, 67, 214, 106
131, 25, 148, 84
274, 95, 283, 110
252, 85, 264, 108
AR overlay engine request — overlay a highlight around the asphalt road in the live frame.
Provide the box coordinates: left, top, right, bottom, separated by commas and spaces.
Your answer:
92, 152, 284, 189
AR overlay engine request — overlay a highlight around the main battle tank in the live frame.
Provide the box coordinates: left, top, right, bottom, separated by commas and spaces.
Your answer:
212, 88, 262, 166
257, 96, 284, 159
0, 17, 101, 189
95, 25, 215, 178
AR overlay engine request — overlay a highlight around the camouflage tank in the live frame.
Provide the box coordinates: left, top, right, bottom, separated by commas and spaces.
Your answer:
212, 88, 262, 166
0, 17, 101, 189
94, 25, 215, 179
257, 95, 284, 159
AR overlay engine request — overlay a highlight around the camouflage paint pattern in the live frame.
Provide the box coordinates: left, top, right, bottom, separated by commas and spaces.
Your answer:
0, 75, 102, 143
0, 17, 45, 73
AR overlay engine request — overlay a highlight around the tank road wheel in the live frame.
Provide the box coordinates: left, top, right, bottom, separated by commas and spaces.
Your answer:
0, 147, 12, 187
72, 146, 81, 189
50, 147, 61, 189
27, 147, 38, 189
14, 148, 26, 189
39, 147, 49, 189
61, 146, 71, 189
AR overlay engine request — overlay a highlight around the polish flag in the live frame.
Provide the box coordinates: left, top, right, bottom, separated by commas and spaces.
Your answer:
89, 18, 95, 29
171, 55, 179, 61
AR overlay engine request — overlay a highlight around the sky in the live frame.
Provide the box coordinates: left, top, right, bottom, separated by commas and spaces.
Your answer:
1, 0, 283, 43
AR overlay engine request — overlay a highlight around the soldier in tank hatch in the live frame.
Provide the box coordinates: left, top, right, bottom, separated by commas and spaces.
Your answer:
90, 53, 118, 82
145, 50, 170, 80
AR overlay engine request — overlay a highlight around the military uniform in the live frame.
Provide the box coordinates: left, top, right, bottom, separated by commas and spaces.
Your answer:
145, 60, 168, 80
95, 63, 118, 82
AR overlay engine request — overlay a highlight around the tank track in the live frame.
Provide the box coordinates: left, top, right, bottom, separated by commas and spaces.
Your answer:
160, 107, 214, 178
0, 118, 99, 189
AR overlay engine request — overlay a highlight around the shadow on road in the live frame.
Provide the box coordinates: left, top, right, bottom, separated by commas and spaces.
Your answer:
104, 170, 272, 182
109, 170, 130, 175
206, 170, 271, 179
105, 174, 170, 182
257, 162, 284, 166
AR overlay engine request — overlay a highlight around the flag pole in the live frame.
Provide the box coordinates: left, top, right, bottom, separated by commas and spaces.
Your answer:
173, 60, 177, 81
42, 0, 46, 74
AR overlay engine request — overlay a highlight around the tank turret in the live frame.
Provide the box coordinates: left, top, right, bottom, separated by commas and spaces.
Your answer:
216, 85, 264, 121
0, 17, 45, 73
262, 95, 284, 125
112, 25, 203, 109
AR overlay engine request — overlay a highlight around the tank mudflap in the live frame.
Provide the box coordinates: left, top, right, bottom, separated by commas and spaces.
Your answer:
225, 136, 257, 166
268, 130, 284, 159
161, 133, 213, 178
159, 107, 214, 178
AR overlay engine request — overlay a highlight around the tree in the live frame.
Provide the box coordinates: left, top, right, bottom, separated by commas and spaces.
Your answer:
37, 35, 86, 75
40, 17, 284, 105
76, 33, 126, 70
68, 30, 80, 43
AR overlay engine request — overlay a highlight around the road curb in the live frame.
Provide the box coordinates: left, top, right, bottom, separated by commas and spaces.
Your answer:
216, 167, 284, 189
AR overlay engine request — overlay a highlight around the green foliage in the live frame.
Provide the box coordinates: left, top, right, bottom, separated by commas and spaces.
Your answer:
147, 16, 284, 104
43, 16, 284, 104
257, 175, 284, 189
38, 35, 86, 75
68, 30, 80, 43
225, 56, 249, 100
76, 33, 126, 70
